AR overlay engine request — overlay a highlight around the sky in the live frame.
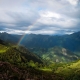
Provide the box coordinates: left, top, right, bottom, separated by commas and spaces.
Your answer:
0, 0, 80, 35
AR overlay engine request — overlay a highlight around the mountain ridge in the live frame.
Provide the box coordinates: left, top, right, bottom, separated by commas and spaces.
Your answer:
0, 39, 42, 64
0, 31, 80, 52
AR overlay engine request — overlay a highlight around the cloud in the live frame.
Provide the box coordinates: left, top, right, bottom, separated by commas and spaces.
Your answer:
38, 11, 79, 28
0, 0, 80, 35
40, 11, 61, 19
67, 0, 79, 6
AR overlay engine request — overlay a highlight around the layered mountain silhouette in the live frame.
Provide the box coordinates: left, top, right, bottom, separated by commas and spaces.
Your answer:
0, 31, 80, 52
0, 32, 20, 43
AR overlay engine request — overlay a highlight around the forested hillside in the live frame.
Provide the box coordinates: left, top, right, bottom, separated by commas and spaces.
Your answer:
0, 39, 80, 80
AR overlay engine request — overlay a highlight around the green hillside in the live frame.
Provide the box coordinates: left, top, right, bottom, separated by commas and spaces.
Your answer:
30, 46, 80, 64
54, 60, 80, 80
0, 39, 80, 80
0, 44, 8, 53
0, 40, 42, 67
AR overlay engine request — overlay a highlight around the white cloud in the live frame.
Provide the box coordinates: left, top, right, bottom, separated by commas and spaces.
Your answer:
67, 0, 79, 6
4, 28, 27, 35
29, 30, 56, 35
40, 11, 61, 19
38, 11, 78, 28
0, 0, 80, 35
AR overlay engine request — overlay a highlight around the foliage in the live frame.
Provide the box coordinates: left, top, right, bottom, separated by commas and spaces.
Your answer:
0, 39, 80, 80
30, 46, 80, 64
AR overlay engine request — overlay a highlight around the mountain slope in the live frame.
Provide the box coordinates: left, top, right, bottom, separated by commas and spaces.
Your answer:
55, 60, 80, 80
30, 46, 80, 64
17, 31, 80, 52
0, 32, 19, 43
0, 61, 24, 80
0, 39, 42, 64
0, 31, 80, 52
0, 40, 80, 80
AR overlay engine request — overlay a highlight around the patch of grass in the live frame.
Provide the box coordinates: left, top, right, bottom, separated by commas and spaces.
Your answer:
69, 60, 80, 68
39, 67, 52, 72
0, 44, 9, 53
0, 50, 7, 53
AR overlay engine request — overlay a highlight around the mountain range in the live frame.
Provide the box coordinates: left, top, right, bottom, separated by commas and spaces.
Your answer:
0, 39, 65, 80
0, 37, 80, 80
0, 31, 80, 53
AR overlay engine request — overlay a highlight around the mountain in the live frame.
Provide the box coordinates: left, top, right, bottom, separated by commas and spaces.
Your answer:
0, 31, 80, 52
0, 40, 80, 80
1, 60, 80, 80
29, 46, 80, 64
0, 61, 24, 80
0, 61, 67, 80
0, 32, 20, 43
0, 39, 42, 65
55, 60, 80, 80
22, 32, 80, 52
0, 39, 65, 80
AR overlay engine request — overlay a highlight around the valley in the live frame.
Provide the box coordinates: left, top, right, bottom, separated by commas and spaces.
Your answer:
0, 0, 80, 79
0, 32, 80, 80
